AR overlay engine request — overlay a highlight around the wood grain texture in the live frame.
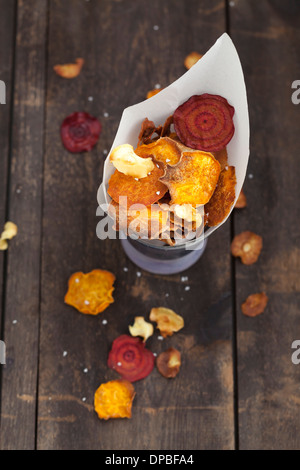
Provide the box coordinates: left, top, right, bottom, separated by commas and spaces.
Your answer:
230, 0, 300, 450
0, 0, 16, 337
0, 0, 48, 450
36, 0, 235, 450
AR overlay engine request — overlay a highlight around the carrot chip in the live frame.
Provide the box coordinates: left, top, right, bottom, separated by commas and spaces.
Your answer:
64, 269, 115, 315
231, 231, 263, 265
241, 292, 268, 317
54, 58, 84, 79
136, 137, 181, 166
94, 379, 135, 420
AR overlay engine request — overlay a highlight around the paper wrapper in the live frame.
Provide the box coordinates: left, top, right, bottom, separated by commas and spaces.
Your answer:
97, 33, 250, 239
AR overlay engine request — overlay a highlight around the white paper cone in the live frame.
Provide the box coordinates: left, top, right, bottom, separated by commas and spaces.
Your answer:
97, 33, 250, 239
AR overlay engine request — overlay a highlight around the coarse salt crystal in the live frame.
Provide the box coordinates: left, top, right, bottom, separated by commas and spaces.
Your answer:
102, 319, 108, 325
84, 300, 90, 305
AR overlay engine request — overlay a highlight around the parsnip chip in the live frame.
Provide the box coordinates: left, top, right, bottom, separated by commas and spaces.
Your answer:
205, 166, 236, 226
94, 379, 135, 420
108, 162, 168, 207
110, 144, 154, 179
149, 307, 184, 337
231, 231, 263, 265
156, 348, 181, 378
241, 292, 268, 317
1, 221, 18, 240
184, 52, 203, 70
0, 239, 8, 251
147, 88, 162, 99
129, 316, 154, 342
173, 204, 202, 225
160, 151, 221, 205
136, 137, 181, 166
54, 58, 84, 79
235, 188, 247, 208
64, 269, 115, 315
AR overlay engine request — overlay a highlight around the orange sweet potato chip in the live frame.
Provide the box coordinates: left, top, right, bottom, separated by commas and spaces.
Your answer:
235, 188, 247, 208
107, 162, 168, 207
205, 166, 236, 226
241, 292, 268, 317
231, 231, 263, 265
94, 379, 135, 420
160, 151, 221, 205
64, 269, 115, 315
136, 137, 181, 166
54, 58, 84, 78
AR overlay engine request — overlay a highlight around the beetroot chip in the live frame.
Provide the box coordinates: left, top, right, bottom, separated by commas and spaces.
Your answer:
61, 112, 101, 153
108, 334, 155, 382
173, 94, 235, 152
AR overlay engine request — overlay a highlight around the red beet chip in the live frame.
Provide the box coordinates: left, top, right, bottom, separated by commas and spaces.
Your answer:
61, 112, 101, 153
173, 94, 235, 152
107, 334, 155, 382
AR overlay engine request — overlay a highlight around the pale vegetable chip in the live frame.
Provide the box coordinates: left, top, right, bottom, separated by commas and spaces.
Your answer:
110, 144, 155, 179
129, 316, 154, 342
149, 307, 184, 337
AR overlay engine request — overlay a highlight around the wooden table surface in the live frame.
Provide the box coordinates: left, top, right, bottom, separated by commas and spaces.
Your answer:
0, 0, 299, 450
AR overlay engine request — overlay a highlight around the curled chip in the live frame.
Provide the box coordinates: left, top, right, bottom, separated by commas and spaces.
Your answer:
138, 118, 162, 145
161, 115, 174, 137
213, 147, 228, 170
205, 166, 236, 226
241, 292, 268, 317
184, 51, 203, 70
156, 348, 181, 378
129, 316, 154, 342
149, 307, 184, 337
1, 221, 18, 240
107, 162, 168, 207
61, 112, 101, 153
136, 137, 181, 166
64, 269, 115, 315
235, 188, 247, 209
108, 201, 169, 239
231, 231, 263, 265
160, 150, 221, 205
94, 379, 135, 420
173, 94, 235, 152
108, 335, 155, 382
54, 58, 84, 79
110, 144, 155, 179
147, 88, 162, 99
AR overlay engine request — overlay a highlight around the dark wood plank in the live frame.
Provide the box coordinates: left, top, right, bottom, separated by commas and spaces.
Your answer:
37, 0, 235, 450
0, 0, 16, 339
0, 0, 48, 450
230, 0, 300, 450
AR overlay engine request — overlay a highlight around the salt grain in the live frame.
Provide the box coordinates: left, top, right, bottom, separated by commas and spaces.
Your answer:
185, 286, 191, 291
83, 368, 88, 374
82, 397, 87, 402
12, 320, 17, 325
103, 112, 109, 118
84, 300, 90, 305
88, 96, 94, 102
181, 276, 188, 282
153, 25, 159, 31
117, 362, 122, 366
248, 173, 254, 179
136, 272, 142, 277
102, 319, 108, 325
158, 336, 164, 341
156, 191, 160, 195
63, 351, 68, 357
123, 267, 129, 272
